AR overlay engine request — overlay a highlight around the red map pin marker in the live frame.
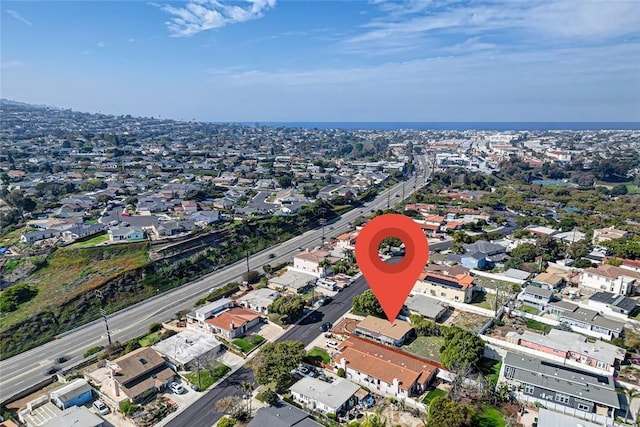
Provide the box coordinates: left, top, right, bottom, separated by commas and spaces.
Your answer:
355, 213, 429, 322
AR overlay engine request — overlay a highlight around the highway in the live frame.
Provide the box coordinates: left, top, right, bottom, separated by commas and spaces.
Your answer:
0, 157, 431, 403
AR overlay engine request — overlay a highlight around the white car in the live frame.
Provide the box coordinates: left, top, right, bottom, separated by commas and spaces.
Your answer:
169, 381, 187, 394
93, 400, 110, 415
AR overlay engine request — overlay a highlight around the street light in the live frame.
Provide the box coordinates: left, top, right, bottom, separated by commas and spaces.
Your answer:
95, 290, 112, 346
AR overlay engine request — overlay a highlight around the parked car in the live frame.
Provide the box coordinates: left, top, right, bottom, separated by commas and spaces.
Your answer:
93, 400, 110, 415
318, 296, 332, 306
326, 340, 340, 350
295, 366, 310, 376
169, 381, 187, 394
319, 321, 332, 332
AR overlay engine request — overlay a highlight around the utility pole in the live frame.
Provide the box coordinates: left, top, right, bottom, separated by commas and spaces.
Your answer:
242, 236, 250, 278
318, 207, 327, 244
95, 290, 112, 346
402, 181, 405, 200
387, 190, 390, 209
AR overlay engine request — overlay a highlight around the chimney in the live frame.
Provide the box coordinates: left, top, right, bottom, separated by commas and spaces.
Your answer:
230, 322, 235, 330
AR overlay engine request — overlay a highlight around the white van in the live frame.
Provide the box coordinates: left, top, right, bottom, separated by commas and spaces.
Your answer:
326, 340, 339, 350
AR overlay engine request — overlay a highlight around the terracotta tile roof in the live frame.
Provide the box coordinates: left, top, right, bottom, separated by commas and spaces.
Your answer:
338, 336, 438, 391
424, 215, 445, 223
584, 265, 640, 280
418, 223, 440, 231
205, 307, 262, 332
444, 221, 463, 229
418, 271, 475, 290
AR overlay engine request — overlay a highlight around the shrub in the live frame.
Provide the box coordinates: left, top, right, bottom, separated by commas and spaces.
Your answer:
149, 322, 162, 333
256, 389, 279, 405
83, 346, 104, 358
217, 417, 237, 427
124, 340, 141, 354
337, 367, 345, 378
327, 413, 337, 420
119, 400, 138, 416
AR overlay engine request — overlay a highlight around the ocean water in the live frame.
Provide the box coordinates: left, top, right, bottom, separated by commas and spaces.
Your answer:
241, 122, 640, 131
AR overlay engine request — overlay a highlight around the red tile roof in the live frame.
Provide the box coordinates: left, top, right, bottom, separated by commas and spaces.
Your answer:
205, 307, 262, 332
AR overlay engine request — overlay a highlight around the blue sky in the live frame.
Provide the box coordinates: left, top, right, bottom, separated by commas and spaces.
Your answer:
2, 0, 639, 122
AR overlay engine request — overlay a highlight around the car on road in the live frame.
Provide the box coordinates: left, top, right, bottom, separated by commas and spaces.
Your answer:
93, 400, 110, 415
319, 321, 332, 332
42, 366, 59, 375
267, 253, 276, 259
169, 381, 187, 394
318, 296, 332, 306
109, 220, 119, 226
54, 356, 67, 364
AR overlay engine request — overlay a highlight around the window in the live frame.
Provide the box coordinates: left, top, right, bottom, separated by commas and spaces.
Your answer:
577, 403, 591, 411
430, 290, 436, 296
524, 384, 534, 394
504, 366, 515, 379
555, 393, 570, 404
454, 296, 459, 301
596, 360, 607, 369
440, 292, 446, 297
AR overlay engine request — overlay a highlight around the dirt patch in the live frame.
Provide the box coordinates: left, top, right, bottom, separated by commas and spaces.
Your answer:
5, 380, 63, 412
443, 309, 492, 333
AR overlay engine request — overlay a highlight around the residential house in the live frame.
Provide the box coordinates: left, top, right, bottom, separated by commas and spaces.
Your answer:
404, 294, 448, 321
535, 408, 603, 427
506, 329, 626, 374
579, 265, 640, 296
152, 329, 222, 371
187, 210, 220, 226
246, 402, 322, 427
292, 249, 339, 278
336, 336, 438, 399
518, 285, 554, 311
61, 223, 107, 242
268, 269, 317, 294
50, 378, 93, 410
181, 200, 198, 214
290, 377, 360, 416
501, 352, 620, 421
530, 271, 564, 290
413, 271, 475, 303
20, 229, 61, 244
552, 229, 586, 244
524, 225, 558, 236
22, 405, 104, 427
237, 288, 281, 314
108, 225, 145, 242
588, 291, 638, 316
547, 301, 625, 338
353, 316, 415, 347
99, 347, 175, 403
463, 241, 509, 264
592, 227, 629, 247
203, 307, 263, 340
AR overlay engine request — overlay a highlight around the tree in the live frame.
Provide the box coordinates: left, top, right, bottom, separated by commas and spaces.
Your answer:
268, 295, 306, 324
253, 341, 305, 392
352, 289, 384, 317
360, 412, 387, 427
343, 248, 355, 263
617, 387, 640, 423
567, 240, 591, 259
573, 258, 595, 268
276, 174, 293, 188
509, 243, 537, 263
427, 396, 475, 427
242, 270, 260, 285
215, 396, 246, 420
256, 389, 279, 405
440, 327, 485, 370
217, 417, 237, 427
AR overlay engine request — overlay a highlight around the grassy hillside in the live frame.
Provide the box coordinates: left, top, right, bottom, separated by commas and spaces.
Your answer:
0, 243, 150, 358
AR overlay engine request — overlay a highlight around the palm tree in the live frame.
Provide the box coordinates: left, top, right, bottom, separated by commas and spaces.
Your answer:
240, 381, 255, 415
617, 386, 640, 423
343, 248, 355, 263
318, 258, 332, 277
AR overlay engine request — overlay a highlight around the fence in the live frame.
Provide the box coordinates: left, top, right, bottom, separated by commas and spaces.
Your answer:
471, 269, 526, 285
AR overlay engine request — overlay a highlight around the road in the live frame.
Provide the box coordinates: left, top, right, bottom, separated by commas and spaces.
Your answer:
165, 276, 370, 427
0, 158, 431, 403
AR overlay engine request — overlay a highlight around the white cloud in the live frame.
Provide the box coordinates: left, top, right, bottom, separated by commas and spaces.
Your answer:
97, 41, 106, 48
344, 0, 640, 55
6, 9, 32, 26
157, 0, 276, 37
1, 60, 24, 69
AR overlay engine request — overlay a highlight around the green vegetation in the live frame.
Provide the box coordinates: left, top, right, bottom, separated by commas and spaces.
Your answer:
195, 282, 240, 306
232, 335, 265, 353
0, 284, 38, 312
478, 358, 502, 387
119, 400, 139, 416
253, 341, 306, 392
3, 258, 20, 273
185, 364, 230, 390
268, 295, 306, 324
472, 406, 507, 427
65, 233, 109, 248
404, 336, 445, 363
217, 417, 237, 427
526, 319, 552, 334
422, 388, 446, 404
428, 396, 475, 427
440, 327, 486, 370
83, 345, 104, 358
351, 289, 384, 317
306, 347, 331, 364
0, 242, 149, 359
256, 389, 279, 405
521, 305, 540, 315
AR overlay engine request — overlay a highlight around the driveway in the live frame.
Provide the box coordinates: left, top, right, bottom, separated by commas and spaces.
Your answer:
161, 380, 200, 408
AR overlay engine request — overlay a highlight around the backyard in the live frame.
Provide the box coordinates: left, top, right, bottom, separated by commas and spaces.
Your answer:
65, 233, 110, 248
421, 387, 446, 404
473, 405, 508, 427
404, 336, 445, 363
443, 309, 493, 334
478, 358, 502, 387
305, 347, 331, 364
